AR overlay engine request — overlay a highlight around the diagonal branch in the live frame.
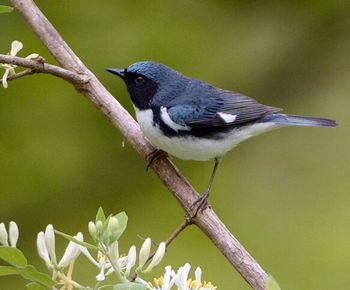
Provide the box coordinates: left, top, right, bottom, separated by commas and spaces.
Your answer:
9, 0, 268, 289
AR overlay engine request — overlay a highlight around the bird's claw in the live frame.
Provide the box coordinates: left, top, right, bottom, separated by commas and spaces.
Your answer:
187, 191, 210, 222
146, 149, 168, 171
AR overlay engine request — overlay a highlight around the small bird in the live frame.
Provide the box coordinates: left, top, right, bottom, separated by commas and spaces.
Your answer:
107, 61, 337, 214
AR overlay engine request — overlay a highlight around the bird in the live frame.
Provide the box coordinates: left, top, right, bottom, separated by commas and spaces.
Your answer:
107, 61, 337, 215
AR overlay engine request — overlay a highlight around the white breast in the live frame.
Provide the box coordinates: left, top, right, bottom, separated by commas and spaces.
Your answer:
134, 107, 278, 161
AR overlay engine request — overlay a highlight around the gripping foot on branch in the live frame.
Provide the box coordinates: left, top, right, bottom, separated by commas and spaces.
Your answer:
186, 158, 221, 222
146, 149, 168, 171
187, 191, 211, 223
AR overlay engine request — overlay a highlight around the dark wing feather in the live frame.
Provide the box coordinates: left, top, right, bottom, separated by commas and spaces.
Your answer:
167, 88, 281, 128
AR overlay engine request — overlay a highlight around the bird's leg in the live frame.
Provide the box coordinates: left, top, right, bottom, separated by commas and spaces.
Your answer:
189, 158, 221, 220
146, 148, 168, 171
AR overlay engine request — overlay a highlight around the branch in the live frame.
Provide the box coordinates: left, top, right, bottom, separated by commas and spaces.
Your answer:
10, 0, 268, 289
0, 54, 86, 84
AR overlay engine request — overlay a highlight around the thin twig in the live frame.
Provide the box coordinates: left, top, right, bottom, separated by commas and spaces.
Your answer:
0, 54, 88, 84
131, 218, 191, 282
165, 218, 191, 247
7, 68, 34, 81
9, 1, 268, 289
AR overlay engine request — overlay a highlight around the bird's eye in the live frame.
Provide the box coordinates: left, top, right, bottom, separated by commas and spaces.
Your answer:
134, 76, 145, 85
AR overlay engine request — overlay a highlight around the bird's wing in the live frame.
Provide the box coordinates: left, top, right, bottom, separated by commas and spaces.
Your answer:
167, 89, 281, 128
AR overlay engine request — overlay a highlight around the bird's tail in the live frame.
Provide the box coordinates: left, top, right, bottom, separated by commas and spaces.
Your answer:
261, 113, 337, 127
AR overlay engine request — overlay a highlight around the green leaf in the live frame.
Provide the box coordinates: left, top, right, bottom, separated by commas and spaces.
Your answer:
0, 5, 13, 13
18, 265, 55, 287
110, 212, 128, 242
0, 265, 19, 276
266, 274, 281, 290
0, 246, 27, 267
54, 230, 99, 251
26, 282, 47, 290
99, 283, 147, 290
96, 207, 106, 223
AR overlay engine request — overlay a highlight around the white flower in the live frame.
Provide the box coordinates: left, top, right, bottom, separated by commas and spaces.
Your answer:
44, 224, 57, 265
8, 221, 19, 247
79, 242, 141, 281
143, 264, 216, 290
195, 267, 202, 286
37, 225, 82, 271
125, 245, 136, 276
1, 40, 38, 88
58, 232, 83, 268
143, 242, 166, 273
79, 246, 112, 282
37, 231, 53, 269
95, 252, 108, 281
0, 222, 19, 247
175, 263, 191, 290
136, 265, 176, 290
138, 237, 151, 269
0, 223, 9, 246
162, 266, 175, 290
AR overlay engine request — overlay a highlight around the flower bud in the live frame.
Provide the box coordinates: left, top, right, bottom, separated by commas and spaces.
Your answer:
125, 245, 136, 275
138, 237, 151, 269
37, 231, 53, 269
88, 221, 97, 240
107, 217, 119, 233
9, 221, 19, 247
10, 40, 23, 56
44, 224, 57, 265
25, 53, 39, 60
143, 242, 166, 273
195, 266, 202, 284
0, 223, 8, 246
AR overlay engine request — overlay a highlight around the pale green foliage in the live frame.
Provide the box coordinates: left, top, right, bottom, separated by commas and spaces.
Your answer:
0, 208, 169, 289
0, 5, 13, 13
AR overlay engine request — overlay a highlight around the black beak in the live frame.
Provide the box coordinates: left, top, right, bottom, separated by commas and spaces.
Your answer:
106, 68, 126, 79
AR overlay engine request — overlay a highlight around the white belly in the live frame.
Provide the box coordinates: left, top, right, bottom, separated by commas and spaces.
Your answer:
135, 108, 277, 161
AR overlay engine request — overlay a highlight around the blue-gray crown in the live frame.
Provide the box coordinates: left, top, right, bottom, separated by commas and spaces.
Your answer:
127, 61, 183, 83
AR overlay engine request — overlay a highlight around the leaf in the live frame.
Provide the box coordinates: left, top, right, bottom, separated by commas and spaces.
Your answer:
0, 265, 19, 276
110, 212, 128, 242
96, 207, 106, 223
99, 283, 147, 290
0, 5, 13, 13
54, 230, 99, 251
18, 265, 55, 287
0, 246, 27, 267
26, 282, 47, 290
266, 274, 281, 290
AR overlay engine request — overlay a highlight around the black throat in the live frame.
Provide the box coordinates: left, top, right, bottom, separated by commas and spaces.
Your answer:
124, 73, 158, 110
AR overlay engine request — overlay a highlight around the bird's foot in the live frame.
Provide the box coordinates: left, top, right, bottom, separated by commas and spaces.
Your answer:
146, 149, 168, 171
187, 191, 210, 223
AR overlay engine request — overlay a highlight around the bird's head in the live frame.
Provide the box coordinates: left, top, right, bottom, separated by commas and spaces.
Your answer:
107, 61, 185, 109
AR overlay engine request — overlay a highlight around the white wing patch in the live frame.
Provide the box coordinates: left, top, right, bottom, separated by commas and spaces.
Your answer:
160, 107, 190, 131
218, 112, 237, 123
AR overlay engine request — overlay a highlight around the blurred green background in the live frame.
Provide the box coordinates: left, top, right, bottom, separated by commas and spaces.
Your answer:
1, 0, 349, 289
